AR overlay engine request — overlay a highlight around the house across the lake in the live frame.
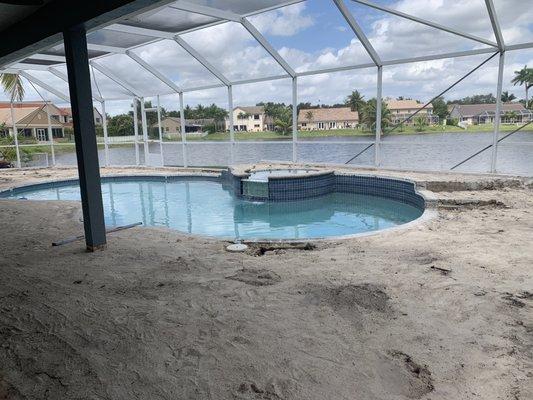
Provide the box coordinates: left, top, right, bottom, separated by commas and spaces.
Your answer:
0, 101, 103, 141
225, 106, 273, 132
448, 103, 532, 125
0, 102, 66, 140
160, 117, 216, 137
386, 99, 438, 125
297, 107, 358, 130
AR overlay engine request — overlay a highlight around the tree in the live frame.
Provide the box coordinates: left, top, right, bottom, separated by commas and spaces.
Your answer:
414, 116, 428, 132
107, 114, 134, 136
274, 112, 292, 135
503, 110, 518, 123
448, 93, 496, 105
360, 99, 391, 131
345, 90, 365, 112
431, 96, 448, 121
501, 91, 516, 103
511, 65, 533, 108
0, 73, 25, 102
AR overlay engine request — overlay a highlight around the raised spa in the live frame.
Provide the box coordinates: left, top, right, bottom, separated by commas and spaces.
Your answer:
0, 171, 425, 240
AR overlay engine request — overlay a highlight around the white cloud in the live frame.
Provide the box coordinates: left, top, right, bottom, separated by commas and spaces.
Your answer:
5, 0, 532, 114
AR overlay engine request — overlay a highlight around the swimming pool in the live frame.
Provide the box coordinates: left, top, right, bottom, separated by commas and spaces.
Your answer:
0, 175, 425, 240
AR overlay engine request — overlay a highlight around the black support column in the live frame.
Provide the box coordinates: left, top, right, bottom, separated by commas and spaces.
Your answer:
63, 24, 106, 251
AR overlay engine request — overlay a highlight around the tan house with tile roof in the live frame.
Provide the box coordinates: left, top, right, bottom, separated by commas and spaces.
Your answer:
386, 99, 438, 125
0, 102, 66, 141
298, 107, 358, 130
160, 116, 215, 136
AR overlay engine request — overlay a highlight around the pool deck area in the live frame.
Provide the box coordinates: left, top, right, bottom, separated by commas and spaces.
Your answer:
0, 165, 532, 399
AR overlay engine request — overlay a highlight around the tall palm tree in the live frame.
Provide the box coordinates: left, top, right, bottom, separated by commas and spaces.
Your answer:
345, 90, 365, 112
500, 91, 516, 103
361, 99, 391, 131
511, 65, 533, 108
0, 73, 25, 102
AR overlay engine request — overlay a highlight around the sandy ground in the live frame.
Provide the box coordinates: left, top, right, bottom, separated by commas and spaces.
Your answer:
0, 166, 532, 400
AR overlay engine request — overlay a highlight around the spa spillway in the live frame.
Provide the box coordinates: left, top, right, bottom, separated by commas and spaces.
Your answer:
0, 168, 426, 240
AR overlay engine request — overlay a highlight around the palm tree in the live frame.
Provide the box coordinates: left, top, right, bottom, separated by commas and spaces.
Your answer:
511, 65, 533, 108
0, 73, 25, 102
413, 115, 428, 132
501, 91, 516, 103
360, 99, 391, 131
345, 90, 365, 112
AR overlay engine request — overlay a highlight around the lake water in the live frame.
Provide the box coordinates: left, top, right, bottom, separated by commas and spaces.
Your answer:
52, 131, 533, 176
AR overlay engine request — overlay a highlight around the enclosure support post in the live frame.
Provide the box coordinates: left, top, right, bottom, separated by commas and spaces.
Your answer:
63, 23, 106, 251
490, 51, 505, 173
179, 92, 188, 167
228, 85, 235, 164
132, 97, 140, 166
140, 97, 149, 165
292, 77, 298, 163
156, 95, 164, 165
101, 100, 109, 167
9, 100, 21, 168
45, 100, 55, 166
375, 65, 383, 167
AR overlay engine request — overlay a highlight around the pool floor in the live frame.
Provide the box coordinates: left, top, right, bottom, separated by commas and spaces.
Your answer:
2, 178, 423, 240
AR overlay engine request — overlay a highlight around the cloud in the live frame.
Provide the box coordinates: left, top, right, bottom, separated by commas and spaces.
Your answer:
248, 3, 314, 36
5, 0, 532, 114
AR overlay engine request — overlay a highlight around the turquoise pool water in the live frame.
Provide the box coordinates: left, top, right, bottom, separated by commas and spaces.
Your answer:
1, 178, 423, 240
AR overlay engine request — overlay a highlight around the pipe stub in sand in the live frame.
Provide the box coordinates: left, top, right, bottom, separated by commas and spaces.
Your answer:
226, 243, 248, 252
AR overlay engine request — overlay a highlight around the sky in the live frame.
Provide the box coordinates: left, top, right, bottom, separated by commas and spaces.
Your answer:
2, 0, 532, 116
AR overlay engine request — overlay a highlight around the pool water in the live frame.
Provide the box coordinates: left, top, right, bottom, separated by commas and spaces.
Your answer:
2, 178, 423, 240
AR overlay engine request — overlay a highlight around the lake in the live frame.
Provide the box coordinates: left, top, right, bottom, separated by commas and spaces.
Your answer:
52, 131, 533, 176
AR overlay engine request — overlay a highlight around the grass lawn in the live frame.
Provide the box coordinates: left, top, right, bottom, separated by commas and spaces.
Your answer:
181, 123, 531, 141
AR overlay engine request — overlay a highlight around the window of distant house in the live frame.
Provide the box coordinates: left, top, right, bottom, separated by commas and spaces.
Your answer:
302, 123, 307, 127
318, 122, 324, 129
329, 122, 336, 128
254, 114, 260, 120
254, 124, 260, 128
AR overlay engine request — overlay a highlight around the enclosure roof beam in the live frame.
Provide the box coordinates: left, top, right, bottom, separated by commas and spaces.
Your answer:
125, 50, 181, 93
87, 43, 127, 54
352, 0, 498, 48
170, 0, 241, 22
8, 63, 51, 71
18, 70, 70, 102
382, 47, 497, 66
90, 61, 142, 97
296, 62, 376, 77
48, 66, 104, 102
333, 0, 381, 66
181, 82, 225, 93
173, 36, 231, 86
240, 18, 296, 77
106, 24, 175, 39
484, 0, 505, 51
170, 2, 297, 78
24, 53, 66, 62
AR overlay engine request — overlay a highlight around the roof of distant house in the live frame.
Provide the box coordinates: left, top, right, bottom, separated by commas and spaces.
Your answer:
386, 99, 432, 110
0, 101, 49, 109
234, 106, 264, 114
298, 107, 358, 123
449, 103, 527, 117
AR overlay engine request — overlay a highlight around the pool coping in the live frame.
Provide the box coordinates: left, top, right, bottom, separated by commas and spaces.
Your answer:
0, 172, 436, 243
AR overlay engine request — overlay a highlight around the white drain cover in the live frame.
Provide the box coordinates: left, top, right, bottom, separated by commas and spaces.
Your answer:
226, 243, 248, 252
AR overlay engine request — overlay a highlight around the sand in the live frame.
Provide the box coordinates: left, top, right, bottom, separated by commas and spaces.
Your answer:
0, 166, 531, 400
